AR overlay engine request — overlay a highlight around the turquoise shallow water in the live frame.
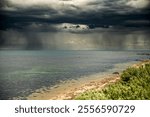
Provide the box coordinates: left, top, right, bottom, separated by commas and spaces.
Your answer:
0, 50, 149, 99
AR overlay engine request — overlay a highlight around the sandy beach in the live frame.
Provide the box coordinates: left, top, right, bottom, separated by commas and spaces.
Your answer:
27, 74, 120, 100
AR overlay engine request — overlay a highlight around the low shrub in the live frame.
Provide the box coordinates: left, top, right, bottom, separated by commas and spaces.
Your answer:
75, 63, 150, 100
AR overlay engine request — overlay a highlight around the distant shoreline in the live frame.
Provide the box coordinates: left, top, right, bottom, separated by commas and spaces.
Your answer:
27, 59, 150, 100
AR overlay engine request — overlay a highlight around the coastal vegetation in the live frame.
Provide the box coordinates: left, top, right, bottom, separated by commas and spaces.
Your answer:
75, 63, 150, 100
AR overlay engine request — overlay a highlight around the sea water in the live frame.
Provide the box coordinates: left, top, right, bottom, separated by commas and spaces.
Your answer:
0, 50, 149, 99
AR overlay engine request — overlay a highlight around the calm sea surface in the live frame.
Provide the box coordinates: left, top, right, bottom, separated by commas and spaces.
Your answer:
0, 50, 149, 99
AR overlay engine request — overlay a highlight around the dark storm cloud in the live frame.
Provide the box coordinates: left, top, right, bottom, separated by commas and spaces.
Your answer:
0, 0, 150, 30
0, 0, 150, 50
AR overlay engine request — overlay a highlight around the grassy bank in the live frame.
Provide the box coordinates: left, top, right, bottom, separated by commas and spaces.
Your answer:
75, 62, 150, 100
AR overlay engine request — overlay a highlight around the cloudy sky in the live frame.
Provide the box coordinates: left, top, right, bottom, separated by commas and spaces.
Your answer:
0, 0, 150, 50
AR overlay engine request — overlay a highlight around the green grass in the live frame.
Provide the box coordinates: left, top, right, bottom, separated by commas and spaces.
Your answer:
75, 63, 150, 100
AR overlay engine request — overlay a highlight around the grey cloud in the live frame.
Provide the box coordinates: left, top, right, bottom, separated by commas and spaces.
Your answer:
0, 28, 150, 50
0, 0, 149, 30
0, 0, 150, 50
1, 0, 149, 28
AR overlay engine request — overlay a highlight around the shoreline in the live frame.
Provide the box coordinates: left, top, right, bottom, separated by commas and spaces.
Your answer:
50, 74, 120, 100
27, 74, 120, 100
27, 60, 150, 100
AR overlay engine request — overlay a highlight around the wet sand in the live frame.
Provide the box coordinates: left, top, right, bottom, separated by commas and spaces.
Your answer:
27, 74, 120, 100
27, 60, 150, 100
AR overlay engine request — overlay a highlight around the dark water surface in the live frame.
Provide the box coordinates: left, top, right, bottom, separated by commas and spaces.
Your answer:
0, 50, 149, 99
